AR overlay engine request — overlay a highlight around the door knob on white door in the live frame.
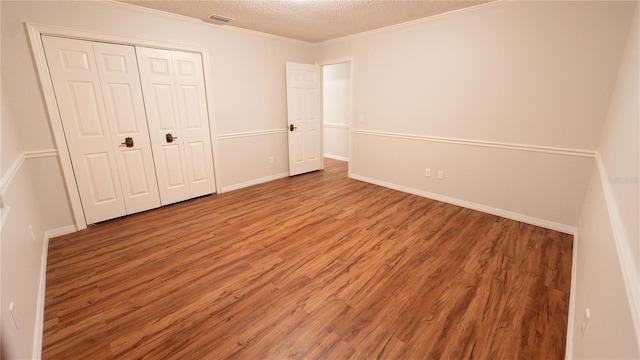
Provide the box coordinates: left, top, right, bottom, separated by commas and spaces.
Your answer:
289, 124, 297, 131
165, 133, 178, 143
121, 137, 134, 148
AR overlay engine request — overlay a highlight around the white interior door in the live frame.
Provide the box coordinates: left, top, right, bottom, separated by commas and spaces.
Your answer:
93, 42, 161, 215
136, 47, 190, 205
136, 47, 215, 205
43, 36, 126, 224
286, 62, 323, 176
171, 51, 216, 198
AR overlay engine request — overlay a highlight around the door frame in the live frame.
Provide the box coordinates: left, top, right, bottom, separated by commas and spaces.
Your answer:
26, 23, 222, 230
316, 57, 354, 178
285, 62, 324, 176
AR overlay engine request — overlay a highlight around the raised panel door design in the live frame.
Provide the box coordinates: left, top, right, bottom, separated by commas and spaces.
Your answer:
151, 84, 179, 131
106, 83, 138, 134
149, 57, 170, 75
102, 54, 127, 73
171, 51, 216, 198
60, 49, 91, 71
286, 62, 323, 176
94, 41, 161, 215
188, 142, 207, 182
178, 85, 201, 129
84, 152, 119, 203
162, 145, 186, 188
121, 150, 152, 196
136, 47, 190, 205
68, 81, 104, 137
43, 36, 126, 224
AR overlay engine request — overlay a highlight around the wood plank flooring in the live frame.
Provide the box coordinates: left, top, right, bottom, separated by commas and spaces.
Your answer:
43, 158, 573, 359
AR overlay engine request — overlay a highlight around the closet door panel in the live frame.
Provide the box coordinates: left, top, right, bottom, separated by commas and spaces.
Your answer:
93, 42, 161, 214
136, 47, 191, 205
42, 36, 126, 224
172, 51, 216, 197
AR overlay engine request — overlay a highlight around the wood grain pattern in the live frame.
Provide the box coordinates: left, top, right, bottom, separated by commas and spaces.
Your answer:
42, 158, 573, 359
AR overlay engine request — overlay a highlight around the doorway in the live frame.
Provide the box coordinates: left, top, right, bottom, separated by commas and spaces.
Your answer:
321, 59, 353, 173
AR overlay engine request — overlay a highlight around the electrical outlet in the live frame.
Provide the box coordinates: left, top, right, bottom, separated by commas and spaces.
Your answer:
437, 170, 444, 180
359, 114, 365, 122
269, 156, 274, 164
580, 308, 590, 337
425, 168, 431, 177
9, 302, 19, 330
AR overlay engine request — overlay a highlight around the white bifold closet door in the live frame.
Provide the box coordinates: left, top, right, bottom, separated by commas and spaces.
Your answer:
43, 36, 161, 224
136, 47, 216, 206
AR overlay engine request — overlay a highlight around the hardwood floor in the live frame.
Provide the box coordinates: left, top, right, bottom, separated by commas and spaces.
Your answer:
43, 158, 573, 359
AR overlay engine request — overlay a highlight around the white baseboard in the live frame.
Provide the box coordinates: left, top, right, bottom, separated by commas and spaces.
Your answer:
349, 173, 577, 235
33, 224, 77, 359
45, 225, 77, 239
221, 172, 289, 193
565, 230, 579, 359
323, 154, 349, 162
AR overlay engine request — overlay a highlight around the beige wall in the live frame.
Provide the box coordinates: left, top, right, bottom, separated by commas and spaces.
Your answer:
314, 1, 635, 228
572, 3, 640, 358
573, 169, 639, 359
597, 1, 640, 303
1, 81, 49, 358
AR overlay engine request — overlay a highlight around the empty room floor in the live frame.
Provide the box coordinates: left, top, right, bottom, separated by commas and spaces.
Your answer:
42, 158, 573, 359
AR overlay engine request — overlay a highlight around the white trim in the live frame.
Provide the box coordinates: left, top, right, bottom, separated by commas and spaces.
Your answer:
28, 23, 209, 53
0, 206, 11, 229
352, 129, 596, 158
316, 0, 500, 46
349, 173, 577, 235
1, 154, 25, 196
316, 57, 354, 66
45, 225, 77, 239
221, 172, 289, 193
102, 0, 313, 46
200, 49, 223, 194
324, 154, 349, 162
24, 149, 58, 159
32, 236, 48, 360
32, 225, 77, 360
26, 23, 223, 230
27, 23, 88, 230
217, 128, 287, 140
324, 123, 350, 129
1, 151, 60, 196
594, 153, 640, 345
565, 229, 579, 360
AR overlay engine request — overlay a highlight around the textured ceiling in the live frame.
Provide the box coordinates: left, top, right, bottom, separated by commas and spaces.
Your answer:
119, 1, 492, 43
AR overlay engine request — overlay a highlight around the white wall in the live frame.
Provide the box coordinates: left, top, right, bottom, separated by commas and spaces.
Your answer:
315, 1, 635, 230
571, 4, 640, 358
596, 2, 640, 310
323, 62, 351, 161
1, 82, 49, 359
572, 169, 639, 359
